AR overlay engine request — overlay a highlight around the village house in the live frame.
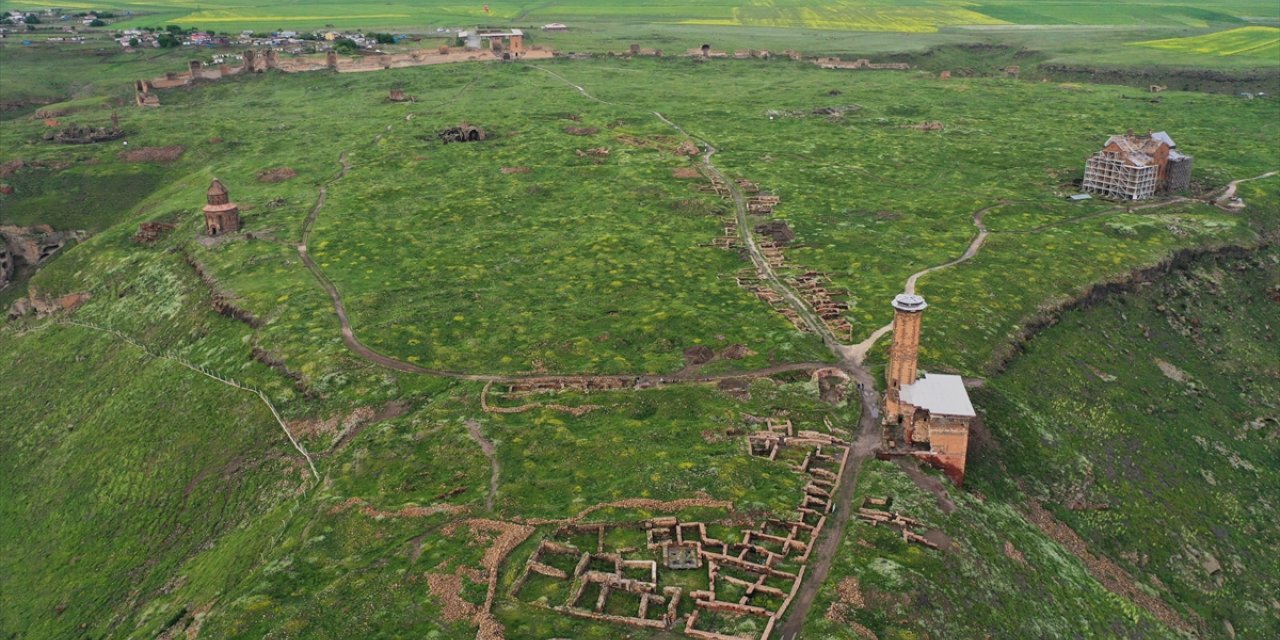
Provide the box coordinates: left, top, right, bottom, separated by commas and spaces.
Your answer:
882, 294, 976, 484
1081, 131, 1193, 200
460, 28, 525, 56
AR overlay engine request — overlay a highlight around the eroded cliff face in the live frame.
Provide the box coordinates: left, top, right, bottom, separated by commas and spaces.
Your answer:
2, 225, 88, 319
0, 241, 11, 291
0, 224, 85, 290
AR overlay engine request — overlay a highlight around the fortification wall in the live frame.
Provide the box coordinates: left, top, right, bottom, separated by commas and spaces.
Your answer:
141, 46, 556, 93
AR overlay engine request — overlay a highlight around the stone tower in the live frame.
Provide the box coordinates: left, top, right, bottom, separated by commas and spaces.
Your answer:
202, 179, 241, 236
885, 293, 927, 418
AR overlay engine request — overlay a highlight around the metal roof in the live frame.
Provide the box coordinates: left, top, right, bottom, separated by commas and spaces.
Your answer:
892, 293, 927, 312
1151, 131, 1177, 147
901, 373, 975, 417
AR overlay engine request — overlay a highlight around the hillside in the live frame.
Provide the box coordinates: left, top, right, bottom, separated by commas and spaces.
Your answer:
803, 246, 1280, 639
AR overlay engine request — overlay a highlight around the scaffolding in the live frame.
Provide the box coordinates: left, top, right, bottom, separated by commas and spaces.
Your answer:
1082, 132, 1194, 200
1082, 152, 1158, 200
1164, 155, 1194, 193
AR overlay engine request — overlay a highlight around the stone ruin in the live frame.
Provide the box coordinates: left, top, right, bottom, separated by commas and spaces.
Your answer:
712, 171, 854, 340
880, 294, 976, 484
513, 536, 681, 632
186, 60, 224, 82
754, 221, 794, 246
785, 272, 853, 341
576, 147, 610, 160
386, 87, 414, 103
501, 376, 637, 395
134, 80, 160, 107
854, 496, 941, 550
510, 416, 857, 640
813, 57, 910, 71
132, 221, 176, 245
46, 112, 124, 144
747, 195, 780, 215
7, 289, 92, 320
622, 43, 663, 57
437, 123, 486, 144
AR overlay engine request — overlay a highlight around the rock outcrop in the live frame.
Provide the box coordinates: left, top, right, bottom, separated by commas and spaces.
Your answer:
0, 225, 85, 290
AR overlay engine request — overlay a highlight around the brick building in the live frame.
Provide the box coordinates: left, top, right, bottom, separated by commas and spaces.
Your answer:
1081, 131, 1193, 200
883, 294, 975, 484
202, 179, 240, 236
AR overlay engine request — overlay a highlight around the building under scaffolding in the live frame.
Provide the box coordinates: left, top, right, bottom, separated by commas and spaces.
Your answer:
1081, 131, 1193, 200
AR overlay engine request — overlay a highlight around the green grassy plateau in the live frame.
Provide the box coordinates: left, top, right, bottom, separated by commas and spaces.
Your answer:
2, 9, 1278, 640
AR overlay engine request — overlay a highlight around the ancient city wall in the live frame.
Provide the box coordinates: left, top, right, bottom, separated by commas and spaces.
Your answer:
137, 46, 556, 97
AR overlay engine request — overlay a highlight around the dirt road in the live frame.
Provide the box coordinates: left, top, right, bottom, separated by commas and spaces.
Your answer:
653, 109, 884, 638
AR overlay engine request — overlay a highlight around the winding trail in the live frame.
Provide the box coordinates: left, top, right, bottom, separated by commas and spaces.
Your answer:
527, 64, 613, 105
903, 205, 995, 295
1214, 169, 1278, 207
847, 202, 997, 364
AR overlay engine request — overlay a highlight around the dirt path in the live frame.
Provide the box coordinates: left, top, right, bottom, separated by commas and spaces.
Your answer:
1023, 499, 1198, 634
655, 111, 847, 359
466, 419, 500, 512
903, 204, 995, 295
528, 64, 613, 105
651, 104, 884, 639
1213, 169, 1278, 207
777, 366, 880, 639
847, 203, 996, 364
651, 110, 885, 639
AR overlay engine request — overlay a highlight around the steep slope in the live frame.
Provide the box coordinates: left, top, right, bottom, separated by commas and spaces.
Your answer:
972, 246, 1280, 638
0, 324, 303, 637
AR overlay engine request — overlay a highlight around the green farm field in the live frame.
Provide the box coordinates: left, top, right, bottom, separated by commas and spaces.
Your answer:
1134, 25, 1280, 57
2, 0, 1275, 32
2, 8, 1279, 640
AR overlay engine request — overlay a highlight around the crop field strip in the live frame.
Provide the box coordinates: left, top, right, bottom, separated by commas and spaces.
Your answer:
1133, 25, 1280, 57
1, 0, 1273, 31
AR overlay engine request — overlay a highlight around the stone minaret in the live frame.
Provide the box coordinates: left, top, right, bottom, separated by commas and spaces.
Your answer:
202, 179, 241, 236
885, 293, 927, 418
